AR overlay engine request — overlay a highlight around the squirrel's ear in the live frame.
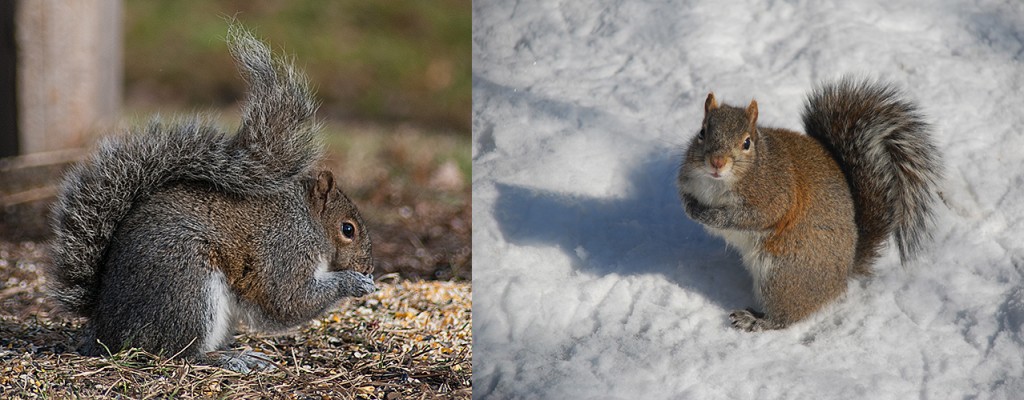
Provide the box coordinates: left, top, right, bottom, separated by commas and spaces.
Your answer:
315, 169, 335, 192
745, 99, 758, 125
704, 92, 718, 113
315, 170, 335, 194
309, 170, 335, 214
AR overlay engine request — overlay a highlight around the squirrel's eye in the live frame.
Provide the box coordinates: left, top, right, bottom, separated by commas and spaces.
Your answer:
742, 137, 751, 150
698, 128, 705, 141
341, 222, 356, 239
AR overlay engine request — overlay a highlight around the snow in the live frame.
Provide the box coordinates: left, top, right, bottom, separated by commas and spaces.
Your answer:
472, 0, 1024, 399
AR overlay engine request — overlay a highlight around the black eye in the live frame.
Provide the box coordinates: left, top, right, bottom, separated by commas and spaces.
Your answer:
742, 137, 751, 150
341, 222, 355, 239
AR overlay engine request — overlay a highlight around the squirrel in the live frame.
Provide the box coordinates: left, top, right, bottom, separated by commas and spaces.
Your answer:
676, 78, 942, 332
46, 26, 377, 372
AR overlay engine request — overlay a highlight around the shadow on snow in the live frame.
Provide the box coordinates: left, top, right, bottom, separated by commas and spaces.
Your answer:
493, 149, 754, 310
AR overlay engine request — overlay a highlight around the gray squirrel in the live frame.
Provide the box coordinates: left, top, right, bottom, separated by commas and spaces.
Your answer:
677, 78, 942, 331
47, 26, 376, 371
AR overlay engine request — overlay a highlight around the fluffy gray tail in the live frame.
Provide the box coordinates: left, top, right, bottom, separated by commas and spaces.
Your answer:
48, 26, 322, 315
802, 78, 941, 268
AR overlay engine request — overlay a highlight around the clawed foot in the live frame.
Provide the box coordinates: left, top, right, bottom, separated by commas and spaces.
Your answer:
729, 308, 782, 332
339, 270, 377, 297
209, 350, 276, 374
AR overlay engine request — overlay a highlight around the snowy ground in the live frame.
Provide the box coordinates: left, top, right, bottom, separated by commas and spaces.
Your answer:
472, 1, 1024, 399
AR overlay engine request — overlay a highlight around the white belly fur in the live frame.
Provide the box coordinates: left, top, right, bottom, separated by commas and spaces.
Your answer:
203, 271, 236, 352
706, 227, 773, 304
682, 170, 774, 304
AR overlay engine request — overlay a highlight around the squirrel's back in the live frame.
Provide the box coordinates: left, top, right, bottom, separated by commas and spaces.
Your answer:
803, 78, 941, 270
48, 26, 323, 316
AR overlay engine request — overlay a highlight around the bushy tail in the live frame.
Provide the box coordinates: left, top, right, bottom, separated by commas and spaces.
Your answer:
48, 26, 322, 315
802, 78, 941, 268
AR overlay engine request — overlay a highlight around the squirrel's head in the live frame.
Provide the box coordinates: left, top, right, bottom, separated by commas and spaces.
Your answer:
685, 92, 760, 181
306, 169, 373, 274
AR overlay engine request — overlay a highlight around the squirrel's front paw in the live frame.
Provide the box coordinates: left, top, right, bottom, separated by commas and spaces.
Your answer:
683, 196, 729, 228
338, 270, 377, 297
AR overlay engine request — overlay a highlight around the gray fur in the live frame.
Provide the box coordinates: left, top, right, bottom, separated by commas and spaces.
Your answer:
47, 26, 374, 367
803, 78, 941, 266
678, 79, 941, 331
49, 27, 322, 316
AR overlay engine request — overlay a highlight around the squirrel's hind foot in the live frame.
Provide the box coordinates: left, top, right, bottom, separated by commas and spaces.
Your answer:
729, 308, 785, 332
208, 350, 277, 374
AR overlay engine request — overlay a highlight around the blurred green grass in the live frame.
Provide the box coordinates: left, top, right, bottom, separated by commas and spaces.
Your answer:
124, 0, 470, 135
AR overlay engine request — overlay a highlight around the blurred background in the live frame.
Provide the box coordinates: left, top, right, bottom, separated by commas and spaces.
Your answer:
124, 0, 470, 134
0, 2, 472, 396
0, 0, 471, 282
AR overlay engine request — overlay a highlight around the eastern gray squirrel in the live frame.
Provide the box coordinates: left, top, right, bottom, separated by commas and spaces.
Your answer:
47, 26, 376, 371
677, 78, 942, 331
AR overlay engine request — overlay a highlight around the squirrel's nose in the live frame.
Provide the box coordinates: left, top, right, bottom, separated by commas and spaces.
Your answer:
709, 156, 727, 169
